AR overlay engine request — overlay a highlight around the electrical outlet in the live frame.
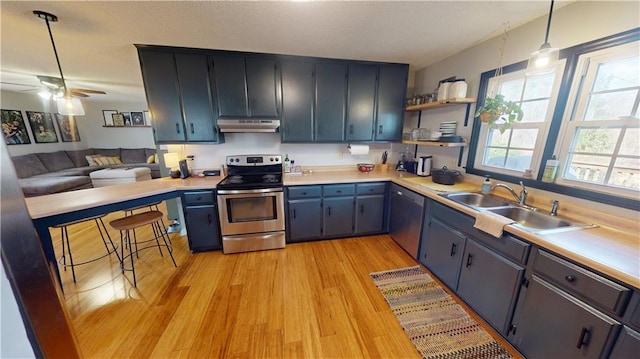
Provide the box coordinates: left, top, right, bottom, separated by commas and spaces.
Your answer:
337, 151, 343, 159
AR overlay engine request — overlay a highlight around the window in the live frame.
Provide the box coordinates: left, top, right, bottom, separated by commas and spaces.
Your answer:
474, 63, 564, 178
467, 29, 640, 210
556, 42, 640, 196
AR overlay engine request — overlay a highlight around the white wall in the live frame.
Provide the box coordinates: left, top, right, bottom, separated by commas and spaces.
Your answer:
404, 0, 640, 171
1, 91, 155, 155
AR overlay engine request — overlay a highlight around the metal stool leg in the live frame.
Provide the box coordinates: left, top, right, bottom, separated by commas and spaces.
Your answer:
96, 217, 121, 263
63, 226, 77, 283
158, 221, 177, 267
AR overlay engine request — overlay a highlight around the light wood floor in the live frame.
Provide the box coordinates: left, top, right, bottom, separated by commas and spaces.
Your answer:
51, 203, 520, 358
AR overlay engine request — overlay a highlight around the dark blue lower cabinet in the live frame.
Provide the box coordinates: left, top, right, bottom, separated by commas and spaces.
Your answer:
421, 218, 466, 291
323, 197, 354, 237
609, 326, 640, 358
182, 200, 222, 252
510, 275, 620, 359
355, 195, 385, 234
287, 198, 322, 242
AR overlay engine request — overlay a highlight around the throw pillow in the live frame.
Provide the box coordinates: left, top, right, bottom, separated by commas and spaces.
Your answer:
146, 154, 155, 164
93, 156, 124, 166
85, 155, 102, 166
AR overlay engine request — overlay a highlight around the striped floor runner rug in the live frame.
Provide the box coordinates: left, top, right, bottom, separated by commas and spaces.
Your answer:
370, 266, 513, 359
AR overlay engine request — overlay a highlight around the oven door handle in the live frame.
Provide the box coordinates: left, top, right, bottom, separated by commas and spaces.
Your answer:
217, 187, 283, 195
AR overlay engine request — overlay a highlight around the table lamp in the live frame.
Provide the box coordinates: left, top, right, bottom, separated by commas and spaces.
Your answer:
163, 152, 181, 178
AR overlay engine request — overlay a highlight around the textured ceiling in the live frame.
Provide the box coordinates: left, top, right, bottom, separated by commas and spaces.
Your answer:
0, 1, 569, 104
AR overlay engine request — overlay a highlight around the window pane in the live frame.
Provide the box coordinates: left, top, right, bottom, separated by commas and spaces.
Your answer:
499, 79, 523, 101
484, 148, 507, 168
565, 154, 610, 184
523, 73, 555, 100
510, 129, 538, 149
487, 128, 510, 146
572, 128, 621, 154
593, 55, 640, 91
520, 100, 549, 123
504, 150, 533, 171
584, 90, 637, 121
619, 128, 640, 156
610, 157, 640, 189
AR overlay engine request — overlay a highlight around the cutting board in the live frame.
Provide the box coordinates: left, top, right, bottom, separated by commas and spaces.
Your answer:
403, 177, 477, 193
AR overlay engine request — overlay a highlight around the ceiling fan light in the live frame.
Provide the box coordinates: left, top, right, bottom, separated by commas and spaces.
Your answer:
37, 90, 52, 99
55, 97, 85, 116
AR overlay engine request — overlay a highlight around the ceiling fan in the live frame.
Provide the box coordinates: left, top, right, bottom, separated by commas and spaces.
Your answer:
36, 75, 106, 98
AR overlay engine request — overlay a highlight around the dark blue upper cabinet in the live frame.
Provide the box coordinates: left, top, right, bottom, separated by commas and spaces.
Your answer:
375, 65, 408, 141
316, 63, 347, 142
213, 55, 279, 118
280, 60, 314, 142
346, 64, 377, 142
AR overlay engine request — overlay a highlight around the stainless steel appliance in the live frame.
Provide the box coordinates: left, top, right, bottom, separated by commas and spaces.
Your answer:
217, 119, 280, 133
388, 183, 425, 258
216, 154, 285, 254
417, 156, 432, 176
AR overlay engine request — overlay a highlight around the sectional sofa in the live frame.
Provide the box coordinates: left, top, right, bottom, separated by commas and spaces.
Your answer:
11, 148, 160, 197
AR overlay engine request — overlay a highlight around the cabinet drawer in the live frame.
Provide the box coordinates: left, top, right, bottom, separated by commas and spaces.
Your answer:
357, 182, 386, 195
288, 186, 322, 199
323, 184, 355, 197
183, 190, 215, 205
533, 250, 631, 315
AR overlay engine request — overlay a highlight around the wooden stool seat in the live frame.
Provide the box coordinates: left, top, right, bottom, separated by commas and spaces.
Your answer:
110, 211, 164, 231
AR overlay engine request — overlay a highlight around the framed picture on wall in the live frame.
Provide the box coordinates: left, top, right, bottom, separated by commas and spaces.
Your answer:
26, 111, 58, 143
143, 111, 152, 126
102, 110, 117, 126
131, 111, 145, 126
54, 114, 81, 142
121, 112, 132, 126
1, 109, 31, 145
112, 113, 125, 127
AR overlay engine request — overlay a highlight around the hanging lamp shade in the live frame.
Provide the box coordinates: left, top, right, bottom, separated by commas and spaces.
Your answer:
56, 97, 85, 116
526, 0, 559, 75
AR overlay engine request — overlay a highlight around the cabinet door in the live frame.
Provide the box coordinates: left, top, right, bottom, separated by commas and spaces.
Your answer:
609, 326, 640, 359
511, 275, 620, 359
213, 55, 249, 117
355, 195, 385, 234
184, 205, 221, 251
421, 218, 466, 291
316, 63, 347, 142
375, 65, 407, 141
346, 64, 377, 141
245, 57, 279, 118
138, 50, 186, 142
457, 238, 524, 334
323, 197, 354, 237
288, 199, 322, 242
175, 53, 218, 142
281, 61, 314, 142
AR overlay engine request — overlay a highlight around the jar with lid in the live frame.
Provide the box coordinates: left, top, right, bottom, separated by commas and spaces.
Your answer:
449, 79, 468, 99
436, 80, 452, 101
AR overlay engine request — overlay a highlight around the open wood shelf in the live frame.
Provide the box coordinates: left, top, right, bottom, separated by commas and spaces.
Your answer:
401, 140, 466, 147
405, 98, 476, 112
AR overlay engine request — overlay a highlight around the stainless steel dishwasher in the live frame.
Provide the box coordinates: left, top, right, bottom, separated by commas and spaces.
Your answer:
389, 183, 424, 259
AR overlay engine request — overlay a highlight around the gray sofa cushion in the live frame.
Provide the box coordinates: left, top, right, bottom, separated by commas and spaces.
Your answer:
65, 149, 95, 167
120, 148, 147, 164
94, 148, 121, 158
11, 154, 49, 179
144, 148, 156, 159
36, 151, 75, 172
19, 176, 92, 196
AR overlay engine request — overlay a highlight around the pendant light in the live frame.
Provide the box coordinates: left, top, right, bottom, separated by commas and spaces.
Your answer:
526, 0, 559, 75
33, 10, 85, 116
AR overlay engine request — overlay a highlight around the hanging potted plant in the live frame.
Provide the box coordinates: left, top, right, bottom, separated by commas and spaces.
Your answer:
475, 94, 524, 133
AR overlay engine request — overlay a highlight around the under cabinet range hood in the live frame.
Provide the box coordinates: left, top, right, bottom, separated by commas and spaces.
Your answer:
217, 119, 280, 133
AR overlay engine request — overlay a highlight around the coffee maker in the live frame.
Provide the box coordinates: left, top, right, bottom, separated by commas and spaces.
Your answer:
396, 147, 416, 173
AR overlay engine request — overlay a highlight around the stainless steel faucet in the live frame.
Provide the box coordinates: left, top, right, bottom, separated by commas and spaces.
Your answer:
550, 200, 559, 216
491, 181, 528, 206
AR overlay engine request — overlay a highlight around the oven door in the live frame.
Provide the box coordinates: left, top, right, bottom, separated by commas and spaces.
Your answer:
217, 188, 285, 236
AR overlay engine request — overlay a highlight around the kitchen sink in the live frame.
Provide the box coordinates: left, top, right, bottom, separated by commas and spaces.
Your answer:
488, 206, 596, 234
442, 192, 510, 209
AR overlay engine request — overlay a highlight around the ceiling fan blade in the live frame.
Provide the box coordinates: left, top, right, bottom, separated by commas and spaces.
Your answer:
69, 90, 89, 98
0, 81, 39, 88
70, 88, 106, 94
36, 75, 63, 88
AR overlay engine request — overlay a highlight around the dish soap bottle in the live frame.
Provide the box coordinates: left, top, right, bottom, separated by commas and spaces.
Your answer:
542, 155, 559, 183
481, 175, 491, 194
284, 154, 291, 173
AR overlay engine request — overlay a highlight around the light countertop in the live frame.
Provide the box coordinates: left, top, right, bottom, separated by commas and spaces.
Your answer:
25, 169, 639, 289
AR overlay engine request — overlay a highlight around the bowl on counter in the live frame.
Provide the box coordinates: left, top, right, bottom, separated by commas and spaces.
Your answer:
357, 163, 375, 173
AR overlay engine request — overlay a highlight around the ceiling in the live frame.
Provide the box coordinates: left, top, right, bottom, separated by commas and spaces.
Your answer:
0, 0, 570, 104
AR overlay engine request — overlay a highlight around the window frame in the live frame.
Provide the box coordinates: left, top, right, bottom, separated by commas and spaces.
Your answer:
466, 28, 640, 211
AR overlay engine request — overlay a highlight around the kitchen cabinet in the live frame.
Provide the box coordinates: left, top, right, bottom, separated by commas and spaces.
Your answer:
457, 238, 525, 334
316, 63, 348, 142
287, 198, 323, 242
280, 60, 314, 142
609, 326, 640, 358
212, 55, 279, 118
181, 190, 221, 252
420, 217, 466, 290
354, 183, 387, 234
388, 183, 424, 258
323, 184, 355, 237
346, 64, 378, 141
137, 49, 222, 144
375, 65, 408, 141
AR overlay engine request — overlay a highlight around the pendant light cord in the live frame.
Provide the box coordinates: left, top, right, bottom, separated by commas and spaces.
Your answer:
544, 0, 555, 45
42, 16, 68, 94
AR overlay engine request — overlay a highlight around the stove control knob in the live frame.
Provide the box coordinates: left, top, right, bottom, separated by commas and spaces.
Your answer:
235, 158, 240, 162
274, 157, 280, 162
269, 157, 274, 162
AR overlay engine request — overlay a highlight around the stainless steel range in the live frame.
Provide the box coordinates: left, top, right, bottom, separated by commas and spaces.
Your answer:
216, 154, 285, 254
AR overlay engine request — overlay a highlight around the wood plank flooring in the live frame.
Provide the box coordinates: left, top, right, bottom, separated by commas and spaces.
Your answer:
51, 203, 520, 358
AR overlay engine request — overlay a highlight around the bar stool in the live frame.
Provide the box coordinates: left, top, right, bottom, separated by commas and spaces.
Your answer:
53, 214, 120, 283
123, 201, 170, 252
109, 211, 177, 286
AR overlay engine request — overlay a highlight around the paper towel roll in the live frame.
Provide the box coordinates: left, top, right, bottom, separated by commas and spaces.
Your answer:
348, 144, 370, 155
